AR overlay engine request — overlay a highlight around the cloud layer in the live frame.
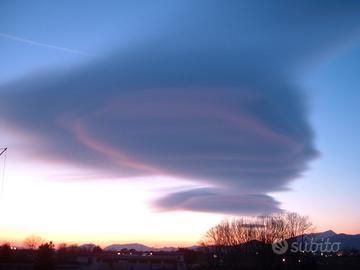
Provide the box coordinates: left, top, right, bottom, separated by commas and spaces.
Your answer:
1, 1, 360, 215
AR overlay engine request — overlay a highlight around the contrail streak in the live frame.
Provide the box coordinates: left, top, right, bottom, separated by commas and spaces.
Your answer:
0, 32, 94, 56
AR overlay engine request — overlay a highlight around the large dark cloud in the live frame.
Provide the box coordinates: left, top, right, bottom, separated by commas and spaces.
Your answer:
1, 1, 360, 215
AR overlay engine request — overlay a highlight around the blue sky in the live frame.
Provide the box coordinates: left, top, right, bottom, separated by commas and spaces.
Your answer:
273, 44, 360, 233
0, 1, 359, 245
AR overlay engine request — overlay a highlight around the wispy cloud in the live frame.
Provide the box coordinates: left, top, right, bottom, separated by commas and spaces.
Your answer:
0, 32, 94, 57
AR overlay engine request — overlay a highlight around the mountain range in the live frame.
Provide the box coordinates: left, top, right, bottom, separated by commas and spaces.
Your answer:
103, 243, 178, 252
80, 231, 360, 252
301, 230, 360, 250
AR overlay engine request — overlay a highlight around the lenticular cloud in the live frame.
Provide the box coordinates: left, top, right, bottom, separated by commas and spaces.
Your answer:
1, 0, 360, 214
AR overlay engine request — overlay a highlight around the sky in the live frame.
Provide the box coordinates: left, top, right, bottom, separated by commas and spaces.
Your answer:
0, 1, 360, 247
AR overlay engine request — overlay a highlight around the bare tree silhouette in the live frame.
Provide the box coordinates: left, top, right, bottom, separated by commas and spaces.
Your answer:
202, 212, 312, 247
201, 212, 313, 269
24, 235, 43, 250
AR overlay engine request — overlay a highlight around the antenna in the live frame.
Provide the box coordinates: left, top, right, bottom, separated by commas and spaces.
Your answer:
0, 148, 7, 156
0, 147, 7, 200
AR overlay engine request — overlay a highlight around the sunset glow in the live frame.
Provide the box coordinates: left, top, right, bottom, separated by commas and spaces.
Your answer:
1, 1, 360, 251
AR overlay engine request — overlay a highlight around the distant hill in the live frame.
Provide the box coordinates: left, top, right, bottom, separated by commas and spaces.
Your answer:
104, 243, 177, 252
300, 230, 360, 250
301, 230, 337, 240
79, 243, 97, 250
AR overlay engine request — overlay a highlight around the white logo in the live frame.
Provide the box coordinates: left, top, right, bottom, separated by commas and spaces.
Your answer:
272, 238, 341, 254
272, 239, 288, 255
